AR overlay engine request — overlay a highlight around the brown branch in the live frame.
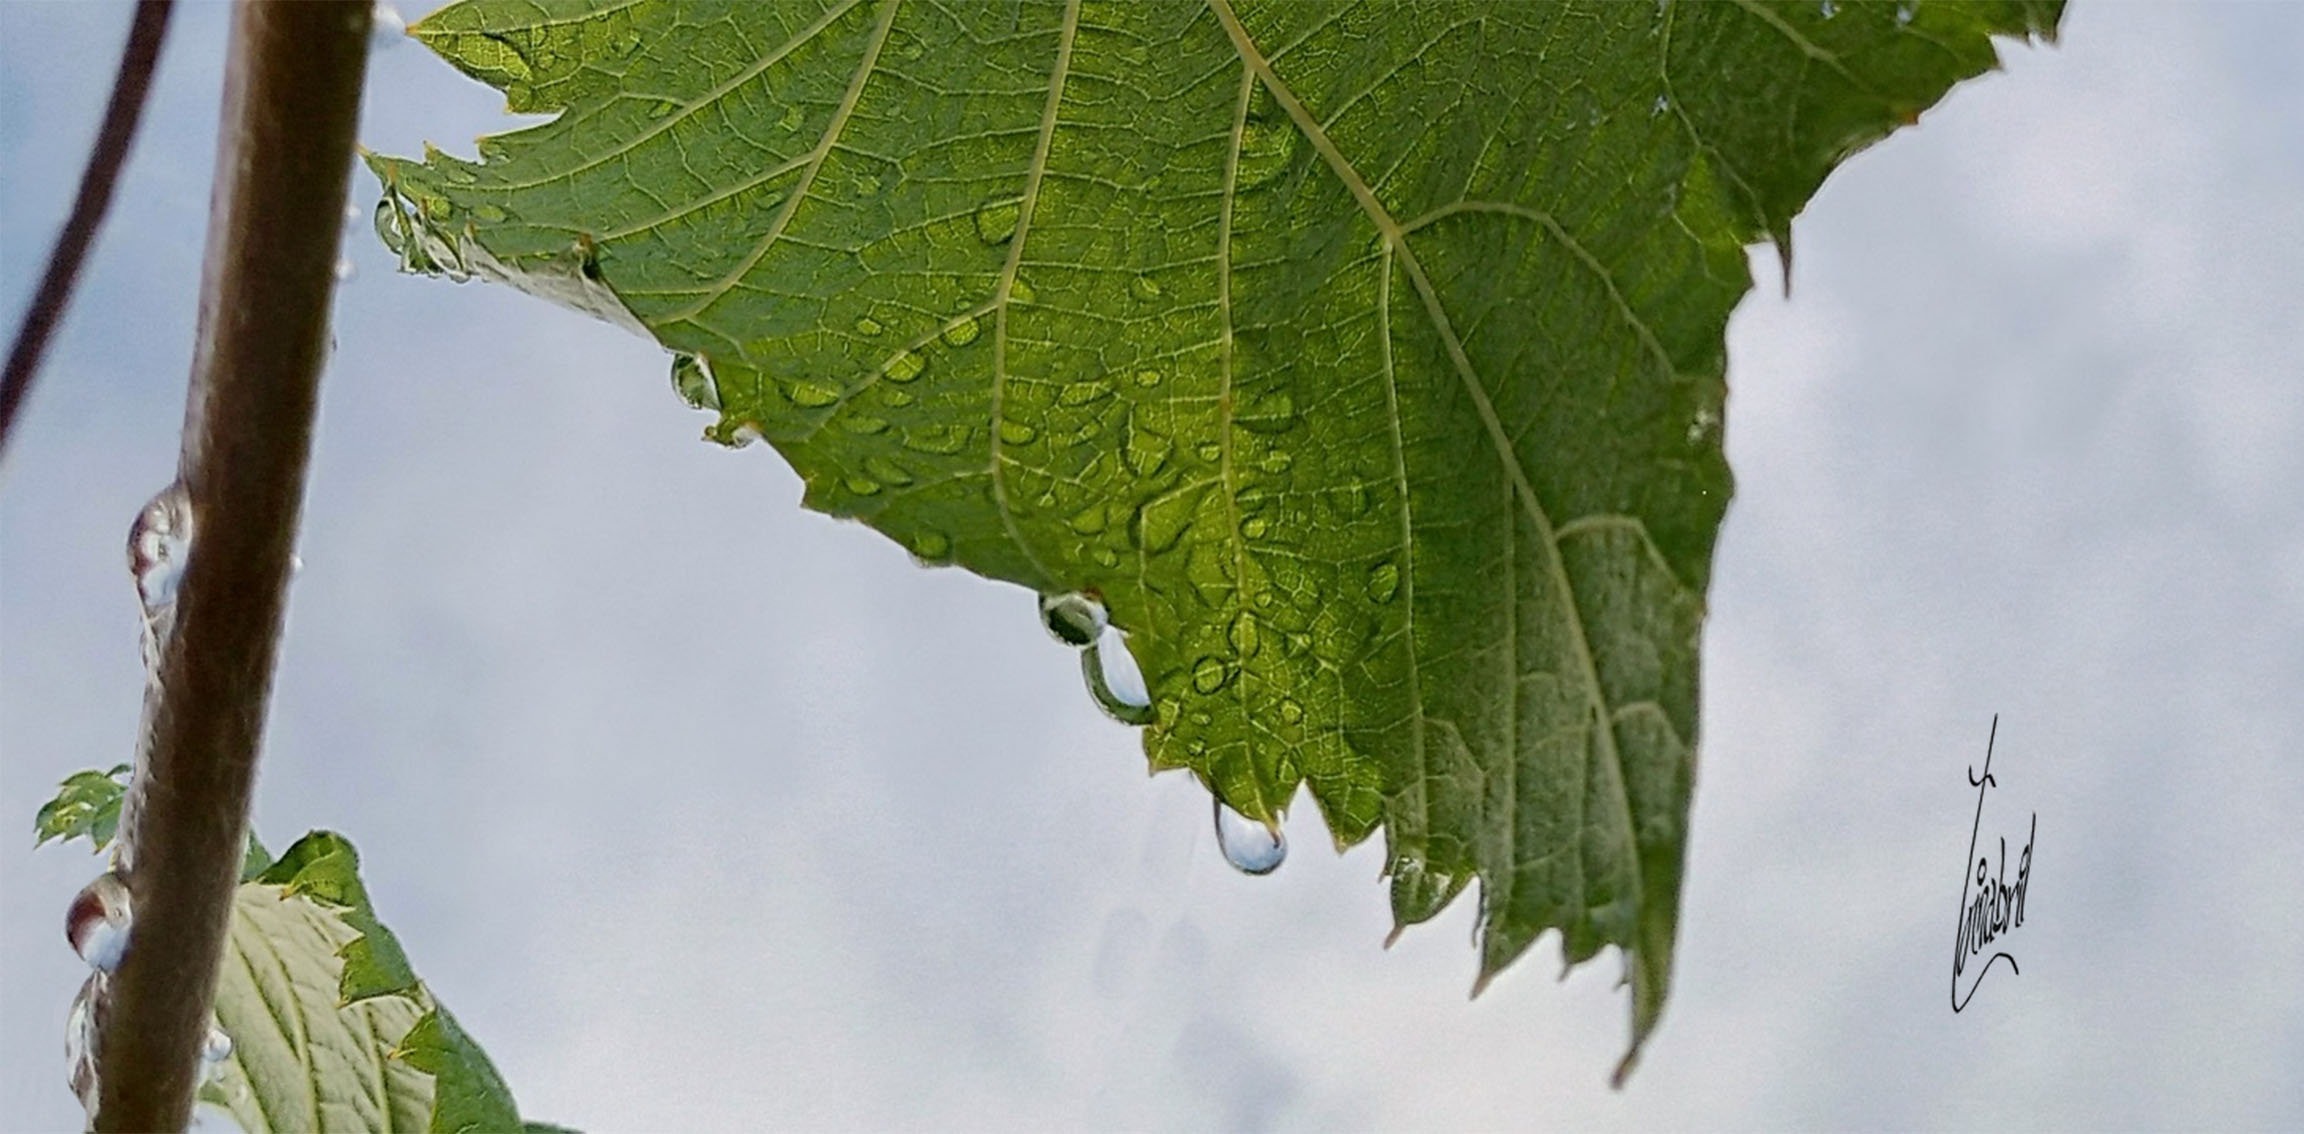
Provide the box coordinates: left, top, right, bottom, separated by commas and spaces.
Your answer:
94, 2, 371, 1130
0, 0, 174, 466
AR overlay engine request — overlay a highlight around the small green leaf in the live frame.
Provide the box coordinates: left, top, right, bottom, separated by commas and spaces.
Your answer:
32, 764, 130, 850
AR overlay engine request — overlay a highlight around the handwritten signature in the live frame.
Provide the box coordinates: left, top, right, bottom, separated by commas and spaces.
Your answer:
1952, 714, 2036, 1012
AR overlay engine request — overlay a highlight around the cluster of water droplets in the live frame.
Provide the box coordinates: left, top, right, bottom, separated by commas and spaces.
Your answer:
1037, 591, 1286, 875
64, 484, 236, 1121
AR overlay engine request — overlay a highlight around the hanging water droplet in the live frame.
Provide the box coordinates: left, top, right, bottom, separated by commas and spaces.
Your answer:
1040, 591, 1107, 647
1213, 797, 1286, 875
66, 973, 101, 1116
1819, 0, 1838, 18
333, 256, 356, 282
66, 873, 132, 974
1081, 623, 1153, 725
1895, 2, 1915, 25
128, 483, 194, 670
669, 353, 720, 412
201, 1024, 233, 1077
370, 3, 407, 48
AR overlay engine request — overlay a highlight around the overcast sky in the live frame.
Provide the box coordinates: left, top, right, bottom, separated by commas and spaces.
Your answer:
4, 2, 2300, 1131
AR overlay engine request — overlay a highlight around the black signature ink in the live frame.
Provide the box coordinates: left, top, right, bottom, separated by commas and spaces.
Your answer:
1952, 715, 2036, 1012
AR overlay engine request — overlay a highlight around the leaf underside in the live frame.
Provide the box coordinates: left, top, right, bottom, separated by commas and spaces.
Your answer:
372, 0, 2059, 1071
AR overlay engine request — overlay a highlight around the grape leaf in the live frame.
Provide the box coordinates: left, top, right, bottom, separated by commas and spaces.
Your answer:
32, 798, 556, 1132
370, 0, 2060, 1073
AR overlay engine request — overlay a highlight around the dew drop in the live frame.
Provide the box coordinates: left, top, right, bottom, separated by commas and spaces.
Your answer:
1227, 610, 1261, 657
909, 530, 952, 562
1190, 654, 1235, 694
1236, 391, 1299, 434
901, 423, 971, 455
129, 482, 194, 642
884, 350, 925, 383
974, 198, 1021, 245
941, 315, 982, 347
843, 475, 882, 496
1819, 0, 1838, 17
1066, 504, 1107, 535
778, 104, 804, 131
1213, 797, 1286, 875
1129, 274, 1163, 302
1041, 591, 1108, 647
1134, 368, 1164, 388
997, 418, 1039, 446
1122, 414, 1172, 477
1081, 624, 1154, 725
1895, 2, 1915, 25
669, 353, 719, 412
1367, 560, 1402, 604
861, 455, 914, 487
333, 256, 356, 282
1241, 516, 1270, 540
66, 873, 131, 974
1058, 380, 1111, 408
1257, 450, 1294, 474
1651, 94, 1671, 117
1008, 275, 1038, 306
786, 379, 842, 408
854, 316, 885, 338
1278, 698, 1304, 725
473, 203, 507, 223
840, 415, 889, 436
202, 1024, 233, 1073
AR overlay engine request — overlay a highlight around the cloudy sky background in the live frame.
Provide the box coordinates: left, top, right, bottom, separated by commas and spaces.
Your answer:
5, 2, 2300, 1130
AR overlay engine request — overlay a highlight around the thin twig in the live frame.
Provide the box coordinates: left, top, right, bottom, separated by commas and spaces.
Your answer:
0, 0, 175, 467
93, 2, 370, 1129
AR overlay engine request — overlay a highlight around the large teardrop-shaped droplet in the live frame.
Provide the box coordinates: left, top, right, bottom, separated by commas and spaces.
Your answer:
66, 872, 132, 974
1039, 591, 1107, 647
1213, 797, 1286, 875
1081, 624, 1152, 725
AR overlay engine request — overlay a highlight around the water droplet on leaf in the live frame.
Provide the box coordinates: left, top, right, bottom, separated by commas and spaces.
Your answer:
787, 379, 842, 408
862, 456, 913, 487
1129, 274, 1162, 302
1366, 560, 1402, 604
942, 315, 981, 347
997, 418, 1038, 446
854, 316, 885, 338
1213, 797, 1286, 875
1190, 654, 1235, 694
884, 350, 925, 383
1041, 591, 1108, 647
974, 198, 1021, 245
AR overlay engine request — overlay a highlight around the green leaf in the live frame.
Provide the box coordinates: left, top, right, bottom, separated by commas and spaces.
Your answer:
32, 764, 130, 850
200, 881, 438, 1134
200, 832, 550, 1133
372, 0, 2060, 1071
260, 831, 423, 1006
394, 1008, 527, 1134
